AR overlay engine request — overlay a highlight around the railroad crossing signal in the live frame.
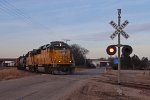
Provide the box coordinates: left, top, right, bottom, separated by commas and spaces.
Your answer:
107, 9, 132, 84
106, 45, 133, 56
106, 45, 117, 55
122, 45, 133, 56
110, 20, 129, 39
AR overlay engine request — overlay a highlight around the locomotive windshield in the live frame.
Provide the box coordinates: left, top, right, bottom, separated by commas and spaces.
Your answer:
50, 41, 70, 50
53, 46, 68, 50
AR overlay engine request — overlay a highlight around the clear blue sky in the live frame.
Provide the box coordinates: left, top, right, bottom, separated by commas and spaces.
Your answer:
0, 0, 150, 59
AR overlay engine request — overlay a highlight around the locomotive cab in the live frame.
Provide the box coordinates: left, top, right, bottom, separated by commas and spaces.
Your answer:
50, 41, 75, 73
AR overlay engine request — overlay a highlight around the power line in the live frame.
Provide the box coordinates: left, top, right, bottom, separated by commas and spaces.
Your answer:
0, 2, 32, 25
0, 0, 50, 31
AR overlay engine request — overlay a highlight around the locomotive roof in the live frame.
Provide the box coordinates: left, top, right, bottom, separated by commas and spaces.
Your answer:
50, 41, 69, 47
25, 41, 70, 56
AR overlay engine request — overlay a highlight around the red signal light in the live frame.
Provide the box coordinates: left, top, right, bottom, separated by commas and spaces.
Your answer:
109, 48, 115, 53
106, 45, 117, 55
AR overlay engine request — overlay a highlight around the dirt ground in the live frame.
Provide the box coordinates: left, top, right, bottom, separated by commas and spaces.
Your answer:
65, 70, 150, 100
1, 67, 150, 100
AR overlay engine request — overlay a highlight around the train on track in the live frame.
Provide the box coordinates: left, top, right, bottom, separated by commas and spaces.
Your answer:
16, 41, 75, 74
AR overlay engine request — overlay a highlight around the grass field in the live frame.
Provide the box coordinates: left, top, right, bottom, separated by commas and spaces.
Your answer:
0, 67, 37, 81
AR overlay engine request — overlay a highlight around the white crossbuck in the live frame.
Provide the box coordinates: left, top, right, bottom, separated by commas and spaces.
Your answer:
110, 20, 129, 39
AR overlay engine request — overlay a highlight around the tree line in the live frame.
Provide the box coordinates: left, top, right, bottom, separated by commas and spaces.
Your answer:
71, 44, 95, 68
70, 44, 149, 70
109, 54, 149, 70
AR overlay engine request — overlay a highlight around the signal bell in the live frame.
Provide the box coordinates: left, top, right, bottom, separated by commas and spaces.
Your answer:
106, 45, 117, 55
122, 45, 132, 56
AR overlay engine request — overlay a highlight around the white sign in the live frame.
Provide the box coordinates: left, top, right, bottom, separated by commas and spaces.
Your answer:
110, 20, 129, 39
110, 21, 118, 29
120, 20, 129, 29
110, 31, 119, 39
121, 31, 129, 39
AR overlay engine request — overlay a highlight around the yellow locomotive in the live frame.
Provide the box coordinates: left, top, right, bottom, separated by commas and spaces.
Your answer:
16, 41, 75, 74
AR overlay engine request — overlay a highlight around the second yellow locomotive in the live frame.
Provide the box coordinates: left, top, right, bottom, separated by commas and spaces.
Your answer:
17, 41, 75, 74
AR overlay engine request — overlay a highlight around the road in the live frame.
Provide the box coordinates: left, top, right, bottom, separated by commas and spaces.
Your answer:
0, 68, 105, 100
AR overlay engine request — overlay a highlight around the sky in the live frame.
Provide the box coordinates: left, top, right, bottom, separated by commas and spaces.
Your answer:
0, 0, 150, 59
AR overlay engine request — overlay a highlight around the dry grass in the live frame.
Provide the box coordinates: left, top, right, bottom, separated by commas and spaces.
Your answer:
0, 67, 36, 81
106, 70, 150, 84
64, 69, 150, 100
66, 71, 150, 100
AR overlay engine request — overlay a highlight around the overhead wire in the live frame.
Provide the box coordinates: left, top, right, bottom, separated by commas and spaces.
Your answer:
0, 1, 32, 25
0, 0, 50, 31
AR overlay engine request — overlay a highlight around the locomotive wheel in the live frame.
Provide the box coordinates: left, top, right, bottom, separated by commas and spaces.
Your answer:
32, 67, 35, 72
51, 68, 57, 75
45, 66, 53, 74
48, 67, 52, 74
17, 66, 21, 70
21, 67, 24, 70
29, 67, 32, 71
29, 67, 34, 72
44, 66, 48, 73
70, 68, 75, 74
34, 66, 38, 72
51, 68, 54, 74
22, 65, 26, 70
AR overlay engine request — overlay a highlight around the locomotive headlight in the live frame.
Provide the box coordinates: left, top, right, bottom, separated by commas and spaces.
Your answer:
69, 61, 72, 62
59, 61, 61, 62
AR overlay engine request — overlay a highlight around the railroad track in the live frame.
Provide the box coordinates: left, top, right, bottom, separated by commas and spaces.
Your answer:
120, 82, 150, 90
98, 79, 150, 90
97, 74, 150, 90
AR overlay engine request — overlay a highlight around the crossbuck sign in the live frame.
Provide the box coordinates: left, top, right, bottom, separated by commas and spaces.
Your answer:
110, 20, 129, 39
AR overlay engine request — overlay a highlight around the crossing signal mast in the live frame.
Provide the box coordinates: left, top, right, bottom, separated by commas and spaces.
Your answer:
106, 9, 133, 84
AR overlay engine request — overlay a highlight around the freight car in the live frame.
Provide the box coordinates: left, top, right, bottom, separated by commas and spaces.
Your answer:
16, 41, 75, 74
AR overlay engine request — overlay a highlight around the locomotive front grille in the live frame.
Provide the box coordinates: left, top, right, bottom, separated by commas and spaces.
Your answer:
52, 50, 72, 64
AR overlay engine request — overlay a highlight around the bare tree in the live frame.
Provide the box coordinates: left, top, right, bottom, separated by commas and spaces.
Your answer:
71, 44, 89, 66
